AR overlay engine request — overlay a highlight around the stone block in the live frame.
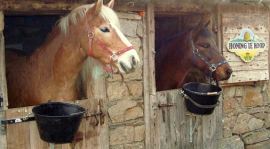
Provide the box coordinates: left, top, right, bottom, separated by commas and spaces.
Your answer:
136, 22, 144, 37
248, 117, 264, 131
248, 107, 268, 115
265, 114, 270, 128
125, 68, 143, 81
125, 106, 144, 121
128, 37, 141, 52
243, 128, 270, 145
108, 99, 137, 123
107, 82, 129, 101
235, 86, 244, 97
233, 113, 264, 134
223, 97, 239, 114
134, 125, 145, 142
111, 145, 124, 149
120, 19, 138, 37
0, 12, 3, 32
224, 116, 237, 129
118, 12, 142, 20
222, 87, 236, 98
246, 140, 270, 149
110, 126, 134, 145
233, 113, 252, 134
218, 135, 244, 149
107, 68, 142, 82
124, 142, 144, 149
127, 81, 143, 97
267, 82, 270, 96
253, 112, 268, 121
241, 87, 263, 107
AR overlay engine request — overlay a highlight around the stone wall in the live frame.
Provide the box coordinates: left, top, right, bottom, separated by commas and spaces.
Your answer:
220, 82, 270, 149
106, 12, 145, 149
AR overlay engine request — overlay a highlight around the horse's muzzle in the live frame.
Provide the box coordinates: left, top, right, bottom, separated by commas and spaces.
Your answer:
214, 64, 233, 81
117, 50, 140, 74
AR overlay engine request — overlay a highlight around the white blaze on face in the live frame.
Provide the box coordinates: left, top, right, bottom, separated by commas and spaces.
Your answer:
111, 24, 140, 73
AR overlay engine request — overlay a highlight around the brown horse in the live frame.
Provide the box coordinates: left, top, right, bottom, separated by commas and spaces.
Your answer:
6, 0, 140, 108
155, 16, 232, 91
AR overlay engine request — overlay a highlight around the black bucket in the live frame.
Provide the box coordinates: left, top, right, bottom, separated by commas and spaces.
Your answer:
32, 102, 86, 143
182, 82, 222, 115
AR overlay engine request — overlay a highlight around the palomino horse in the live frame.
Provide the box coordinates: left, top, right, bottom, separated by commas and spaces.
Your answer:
155, 15, 232, 91
6, 0, 140, 108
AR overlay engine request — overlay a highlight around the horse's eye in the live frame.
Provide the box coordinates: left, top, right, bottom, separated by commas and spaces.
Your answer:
100, 27, 110, 33
201, 43, 210, 48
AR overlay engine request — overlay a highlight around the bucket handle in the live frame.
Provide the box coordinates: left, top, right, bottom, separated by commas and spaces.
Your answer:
179, 90, 219, 109
1, 113, 35, 125
206, 92, 219, 95
1, 110, 104, 125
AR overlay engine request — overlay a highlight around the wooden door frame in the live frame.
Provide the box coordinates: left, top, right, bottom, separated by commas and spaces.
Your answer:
0, 10, 8, 149
144, 2, 223, 149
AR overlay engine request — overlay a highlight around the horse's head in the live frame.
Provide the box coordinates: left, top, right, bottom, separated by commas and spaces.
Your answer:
60, 0, 140, 74
189, 16, 232, 81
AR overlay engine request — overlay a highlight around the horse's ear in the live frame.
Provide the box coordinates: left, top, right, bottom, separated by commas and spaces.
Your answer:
201, 13, 211, 27
106, 0, 115, 8
204, 20, 210, 28
93, 0, 103, 15
191, 13, 211, 39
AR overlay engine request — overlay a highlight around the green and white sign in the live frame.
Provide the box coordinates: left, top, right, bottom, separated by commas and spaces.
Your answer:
226, 28, 267, 63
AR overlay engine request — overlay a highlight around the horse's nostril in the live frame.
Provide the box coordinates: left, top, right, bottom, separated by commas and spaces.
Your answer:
132, 56, 137, 66
226, 68, 233, 76
120, 62, 128, 72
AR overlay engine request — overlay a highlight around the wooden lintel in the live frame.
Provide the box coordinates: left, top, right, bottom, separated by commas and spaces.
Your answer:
1, 0, 146, 15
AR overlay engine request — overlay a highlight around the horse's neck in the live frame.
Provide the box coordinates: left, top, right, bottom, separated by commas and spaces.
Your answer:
156, 37, 192, 90
32, 27, 86, 85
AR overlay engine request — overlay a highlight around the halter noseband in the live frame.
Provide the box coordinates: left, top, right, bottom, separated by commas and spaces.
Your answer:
190, 38, 228, 73
87, 30, 134, 62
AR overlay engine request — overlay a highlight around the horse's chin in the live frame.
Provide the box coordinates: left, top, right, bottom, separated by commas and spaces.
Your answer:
103, 63, 135, 74
117, 64, 135, 74
213, 73, 231, 81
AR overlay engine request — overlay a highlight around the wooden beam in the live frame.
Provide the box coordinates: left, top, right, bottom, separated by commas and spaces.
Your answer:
143, 2, 156, 149
1, 0, 146, 14
0, 10, 8, 149
154, 1, 217, 16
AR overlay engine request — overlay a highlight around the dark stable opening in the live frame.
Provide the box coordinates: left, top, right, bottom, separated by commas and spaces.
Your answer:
4, 15, 61, 55
155, 14, 207, 85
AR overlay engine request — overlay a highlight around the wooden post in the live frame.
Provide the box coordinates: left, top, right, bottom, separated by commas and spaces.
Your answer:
143, 2, 156, 149
0, 10, 8, 149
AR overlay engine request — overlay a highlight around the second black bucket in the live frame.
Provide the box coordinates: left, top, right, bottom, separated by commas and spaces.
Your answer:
32, 102, 86, 144
182, 82, 222, 115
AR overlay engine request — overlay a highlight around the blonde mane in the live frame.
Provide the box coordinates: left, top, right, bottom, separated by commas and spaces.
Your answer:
58, 4, 120, 34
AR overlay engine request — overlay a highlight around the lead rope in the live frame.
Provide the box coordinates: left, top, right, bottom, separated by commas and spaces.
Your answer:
209, 70, 220, 87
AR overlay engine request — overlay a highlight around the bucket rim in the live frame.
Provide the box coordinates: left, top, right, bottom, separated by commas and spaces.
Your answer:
32, 102, 86, 118
182, 82, 222, 96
